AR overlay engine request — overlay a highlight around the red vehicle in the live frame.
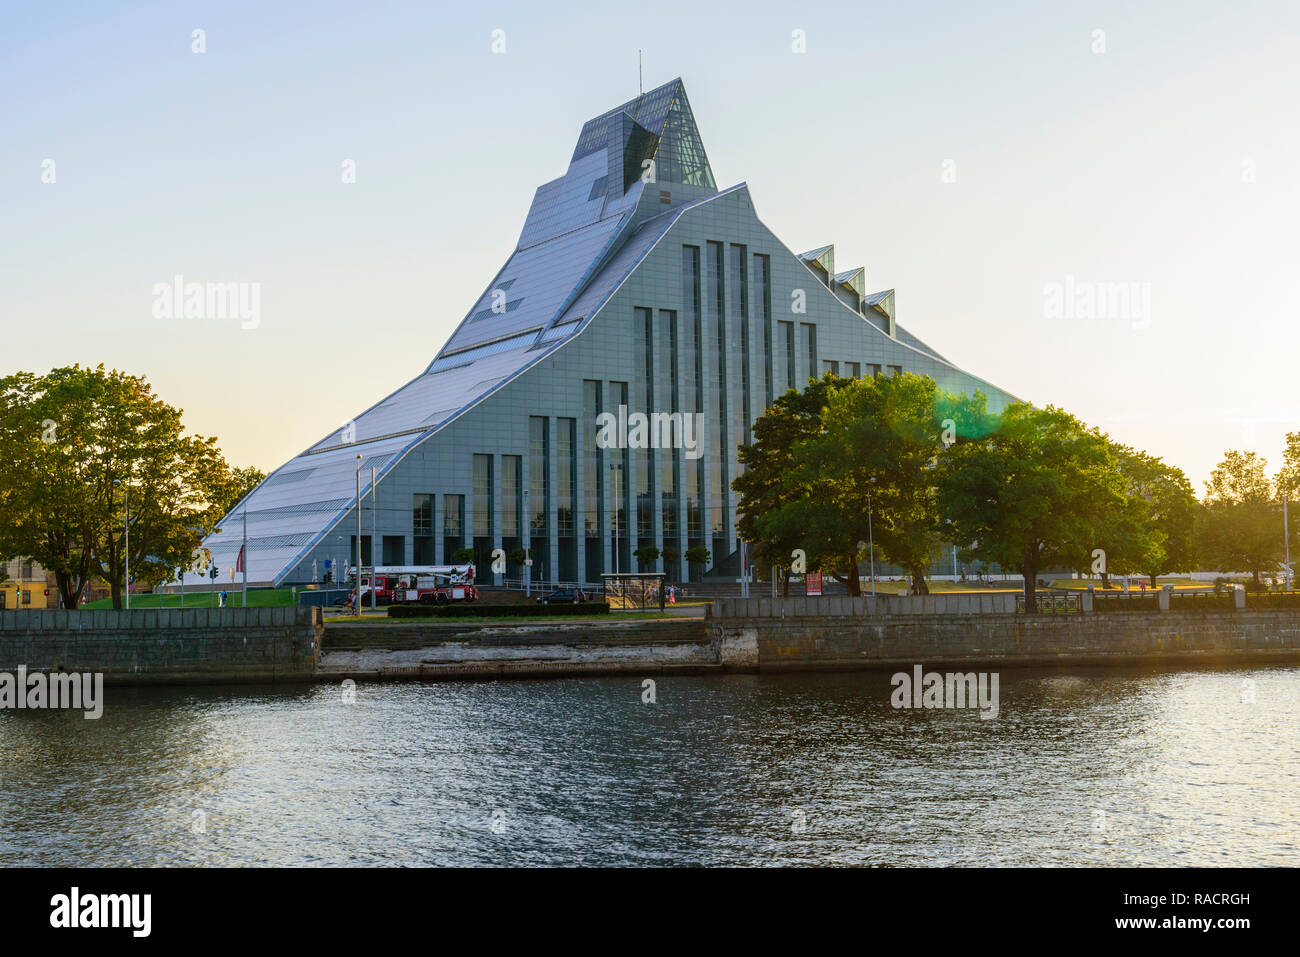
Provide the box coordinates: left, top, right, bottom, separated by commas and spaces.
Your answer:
346, 564, 477, 606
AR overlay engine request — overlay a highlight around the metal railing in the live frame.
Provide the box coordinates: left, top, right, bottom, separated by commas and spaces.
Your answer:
1092, 592, 1160, 613
1015, 592, 1083, 614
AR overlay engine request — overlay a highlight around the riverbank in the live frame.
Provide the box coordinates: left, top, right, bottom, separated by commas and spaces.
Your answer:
317, 617, 730, 679
5, 599, 1300, 685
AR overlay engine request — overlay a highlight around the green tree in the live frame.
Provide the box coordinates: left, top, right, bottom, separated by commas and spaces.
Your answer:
0, 365, 241, 609
1199, 450, 1280, 587
633, 543, 660, 571
937, 403, 1122, 612
1120, 447, 1198, 588
1092, 445, 1170, 586
814, 373, 993, 595
734, 375, 840, 595
684, 545, 711, 582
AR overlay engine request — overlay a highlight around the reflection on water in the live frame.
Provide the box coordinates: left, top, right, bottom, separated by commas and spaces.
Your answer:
1, 667, 1297, 866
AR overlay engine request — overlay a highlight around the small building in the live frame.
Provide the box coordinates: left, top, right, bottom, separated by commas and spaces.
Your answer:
0, 559, 59, 610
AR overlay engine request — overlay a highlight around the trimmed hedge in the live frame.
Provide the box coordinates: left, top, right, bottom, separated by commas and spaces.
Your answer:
1093, 594, 1159, 613
388, 601, 611, 619
1244, 592, 1300, 610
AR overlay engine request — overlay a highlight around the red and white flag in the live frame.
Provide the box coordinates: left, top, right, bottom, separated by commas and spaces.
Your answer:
235, 544, 246, 573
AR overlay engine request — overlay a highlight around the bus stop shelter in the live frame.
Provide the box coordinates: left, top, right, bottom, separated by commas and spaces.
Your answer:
600, 573, 666, 611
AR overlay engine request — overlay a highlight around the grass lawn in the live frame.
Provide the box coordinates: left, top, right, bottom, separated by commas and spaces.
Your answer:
82, 588, 298, 609
1049, 578, 1210, 591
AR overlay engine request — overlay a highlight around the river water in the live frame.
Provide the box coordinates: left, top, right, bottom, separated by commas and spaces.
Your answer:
2, 667, 1297, 866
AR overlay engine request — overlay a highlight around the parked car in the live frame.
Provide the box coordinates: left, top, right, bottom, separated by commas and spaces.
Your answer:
537, 588, 587, 605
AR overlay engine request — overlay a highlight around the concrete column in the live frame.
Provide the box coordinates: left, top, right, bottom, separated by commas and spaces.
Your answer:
1235, 586, 1246, 610
1158, 586, 1171, 612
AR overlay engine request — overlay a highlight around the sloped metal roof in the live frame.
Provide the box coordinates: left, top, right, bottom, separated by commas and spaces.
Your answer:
834, 266, 865, 297
799, 245, 834, 266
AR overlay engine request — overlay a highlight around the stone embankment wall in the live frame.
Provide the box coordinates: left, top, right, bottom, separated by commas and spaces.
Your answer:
317, 618, 738, 680
0, 607, 323, 684
708, 596, 1300, 670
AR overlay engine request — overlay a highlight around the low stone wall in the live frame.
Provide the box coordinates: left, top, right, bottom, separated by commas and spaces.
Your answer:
318, 618, 741, 680
710, 604, 1300, 671
713, 594, 1019, 618
0, 607, 323, 684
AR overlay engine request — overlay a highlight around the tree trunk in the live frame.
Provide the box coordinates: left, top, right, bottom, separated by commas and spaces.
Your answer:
781, 568, 790, 598
845, 555, 861, 596
56, 572, 81, 609
1022, 558, 1038, 613
110, 580, 123, 610
910, 569, 929, 595
1100, 571, 1111, 588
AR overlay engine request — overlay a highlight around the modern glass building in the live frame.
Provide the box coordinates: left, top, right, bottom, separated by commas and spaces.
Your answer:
201, 78, 1017, 587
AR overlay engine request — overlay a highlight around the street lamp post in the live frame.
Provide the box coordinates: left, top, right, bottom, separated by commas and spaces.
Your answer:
867, 477, 876, 598
1285, 490, 1292, 591
610, 461, 620, 576
241, 507, 248, 608
370, 466, 377, 611
113, 478, 130, 610
355, 454, 363, 618
523, 488, 531, 597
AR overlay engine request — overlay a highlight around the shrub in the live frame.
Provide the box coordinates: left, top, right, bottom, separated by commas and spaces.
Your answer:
388, 602, 611, 619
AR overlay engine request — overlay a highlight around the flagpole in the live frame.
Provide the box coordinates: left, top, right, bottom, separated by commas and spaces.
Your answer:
355, 455, 363, 618
241, 508, 248, 607
371, 466, 377, 611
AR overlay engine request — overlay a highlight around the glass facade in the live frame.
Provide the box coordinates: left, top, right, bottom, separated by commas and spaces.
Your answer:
472, 454, 493, 580
729, 244, 750, 445
610, 380, 631, 574
529, 416, 548, 539
756, 253, 772, 410
634, 308, 654, 550
443, 493, 463, 562
659, 308, 680, 576
656, 93, 716, 188
781, 320, 795, 391
708, 242, 725, 546
413, 493, 434, 564
583, 379, 603, 580
557, 416, 577, 581
804, 323, 818, 382
502, 453, 521, 576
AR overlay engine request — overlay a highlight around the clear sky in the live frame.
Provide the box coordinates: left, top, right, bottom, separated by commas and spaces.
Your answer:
4, 0, 1298, 491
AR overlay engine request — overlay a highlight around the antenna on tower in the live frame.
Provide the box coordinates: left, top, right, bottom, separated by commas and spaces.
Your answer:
638, 50, 643, 95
